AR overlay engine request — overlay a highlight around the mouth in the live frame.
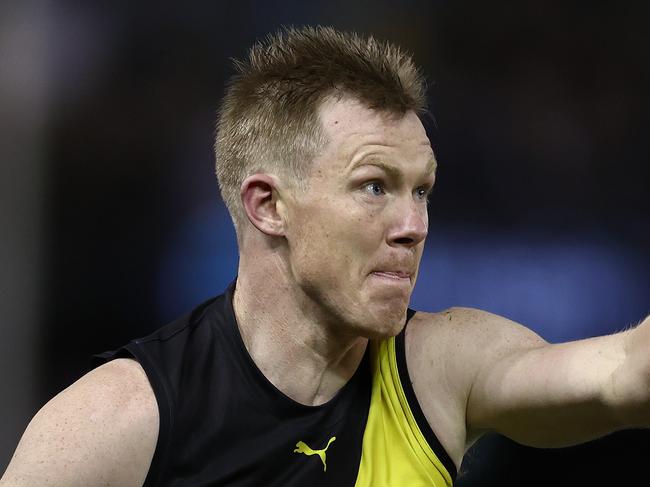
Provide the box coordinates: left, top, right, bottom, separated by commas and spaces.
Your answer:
371, 270, 410, 279
369, 270, 412, 284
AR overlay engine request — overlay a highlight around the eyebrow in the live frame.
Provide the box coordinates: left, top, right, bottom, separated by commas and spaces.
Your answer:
350, 157, 437, 179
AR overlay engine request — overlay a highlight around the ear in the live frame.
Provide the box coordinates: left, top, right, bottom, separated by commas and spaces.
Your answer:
240, 174, 286, 237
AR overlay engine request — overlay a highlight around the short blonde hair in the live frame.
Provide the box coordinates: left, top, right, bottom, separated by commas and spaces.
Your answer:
214, 26, 427, 230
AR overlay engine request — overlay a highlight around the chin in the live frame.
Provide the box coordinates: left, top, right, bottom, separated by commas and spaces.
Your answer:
359, 303, 408, 340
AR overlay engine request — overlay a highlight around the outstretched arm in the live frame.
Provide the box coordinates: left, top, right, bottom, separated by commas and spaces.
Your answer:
610, 315, 650, 424
463, 310, 650, 448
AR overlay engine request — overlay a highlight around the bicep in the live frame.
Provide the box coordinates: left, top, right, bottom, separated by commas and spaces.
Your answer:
463, 312, 625, 448
0, 358, 159, 487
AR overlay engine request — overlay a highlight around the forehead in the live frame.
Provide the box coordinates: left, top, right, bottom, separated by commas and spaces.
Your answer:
316, 96, 433, 168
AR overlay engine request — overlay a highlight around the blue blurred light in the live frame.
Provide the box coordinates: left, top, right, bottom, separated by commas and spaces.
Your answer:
413, 228, 647, 342
158, 210, 647, 343
156, 202, 238, 322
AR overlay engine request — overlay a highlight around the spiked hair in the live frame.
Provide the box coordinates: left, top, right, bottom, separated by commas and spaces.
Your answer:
214, 26, 427, 231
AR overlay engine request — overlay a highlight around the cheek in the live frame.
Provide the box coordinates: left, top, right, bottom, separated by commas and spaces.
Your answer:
319, 207, 379, 259
290, 203, 376, 282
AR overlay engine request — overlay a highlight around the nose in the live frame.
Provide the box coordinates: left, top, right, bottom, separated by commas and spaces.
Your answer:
387, 197, 428, 248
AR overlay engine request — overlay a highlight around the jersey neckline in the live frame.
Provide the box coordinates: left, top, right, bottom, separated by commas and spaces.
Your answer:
218, 279, 371, 418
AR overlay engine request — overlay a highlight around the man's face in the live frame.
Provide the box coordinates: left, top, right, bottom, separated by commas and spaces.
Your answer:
282, 96, 436, 338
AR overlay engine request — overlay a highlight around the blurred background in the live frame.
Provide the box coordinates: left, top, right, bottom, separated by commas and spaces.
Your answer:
1, 1, 648, 485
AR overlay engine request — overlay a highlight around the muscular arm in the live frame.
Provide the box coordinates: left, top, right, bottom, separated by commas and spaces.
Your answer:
0, 358, 159, 487
461, 309, 650, 448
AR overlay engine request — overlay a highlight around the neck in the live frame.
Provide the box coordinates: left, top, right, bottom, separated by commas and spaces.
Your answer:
233, 252, 368, 407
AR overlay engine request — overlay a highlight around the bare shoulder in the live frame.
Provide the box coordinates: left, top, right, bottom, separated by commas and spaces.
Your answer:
408, 307, 545, 396
410, 306, 545, 359
404, 308, 546, 463
1, 358, 159, 487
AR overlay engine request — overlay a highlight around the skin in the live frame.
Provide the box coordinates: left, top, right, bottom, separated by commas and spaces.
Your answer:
234, 95, 435, 406
235, 95, 650, 467
0, 359, 157, 486
2, 95, 649, 485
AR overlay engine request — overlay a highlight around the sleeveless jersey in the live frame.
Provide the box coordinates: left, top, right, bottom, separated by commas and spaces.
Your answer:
94, 282, 457, 486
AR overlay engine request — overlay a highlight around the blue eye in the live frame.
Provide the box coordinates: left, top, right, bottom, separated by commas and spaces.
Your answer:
365, 182, 385, 196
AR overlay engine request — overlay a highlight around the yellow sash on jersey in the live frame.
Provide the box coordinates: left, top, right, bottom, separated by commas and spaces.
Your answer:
354, 337, 453, 486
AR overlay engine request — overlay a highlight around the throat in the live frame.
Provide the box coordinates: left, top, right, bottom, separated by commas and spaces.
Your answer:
243, 321, 368, 406
232, 279, 368, 406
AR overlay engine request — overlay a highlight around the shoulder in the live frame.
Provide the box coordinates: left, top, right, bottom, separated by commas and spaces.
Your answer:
1, 358, 158, 487
409, 307, 545, 359
407, 307, 545, 393
403, 308, 546, 458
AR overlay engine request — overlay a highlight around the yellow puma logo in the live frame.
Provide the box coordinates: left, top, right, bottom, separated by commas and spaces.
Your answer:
293, 436, 337, 471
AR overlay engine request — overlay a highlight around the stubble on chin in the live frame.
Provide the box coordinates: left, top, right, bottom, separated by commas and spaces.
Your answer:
356, 300, 409, 339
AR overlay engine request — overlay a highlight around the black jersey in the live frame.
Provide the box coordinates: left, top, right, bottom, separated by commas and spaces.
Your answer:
94, 282, 456, 486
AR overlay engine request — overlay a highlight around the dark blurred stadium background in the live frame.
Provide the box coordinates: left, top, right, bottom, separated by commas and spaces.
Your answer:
1, 1, 648, 485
